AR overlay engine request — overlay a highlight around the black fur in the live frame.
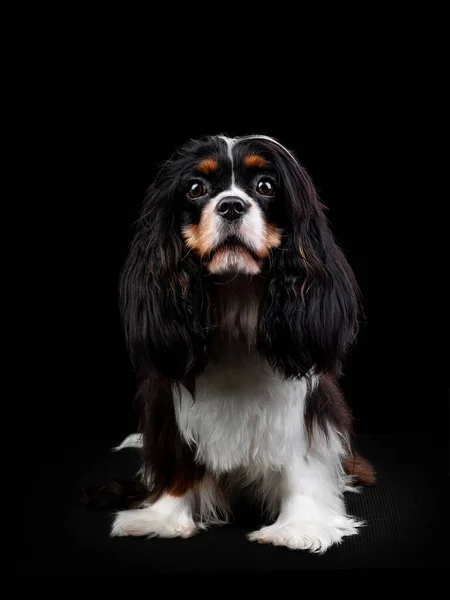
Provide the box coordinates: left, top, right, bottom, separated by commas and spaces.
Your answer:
135, 368, 203, 498
305, 374, 353, 446
119, 143, 214, 379
119, 140, 218, 492
254, 138, 360, 378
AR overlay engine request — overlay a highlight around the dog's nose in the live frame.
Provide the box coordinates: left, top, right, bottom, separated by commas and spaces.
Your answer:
215, 197, 248, 221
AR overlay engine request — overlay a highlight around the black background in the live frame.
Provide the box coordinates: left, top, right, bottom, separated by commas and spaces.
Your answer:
19, 52, 448, 575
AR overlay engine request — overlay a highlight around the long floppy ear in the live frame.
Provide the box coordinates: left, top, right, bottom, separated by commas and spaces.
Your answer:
119, 161, 211, 380
258, 148, 360, 379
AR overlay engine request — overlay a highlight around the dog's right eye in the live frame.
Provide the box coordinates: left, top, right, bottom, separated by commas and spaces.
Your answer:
187, 181, 207, 199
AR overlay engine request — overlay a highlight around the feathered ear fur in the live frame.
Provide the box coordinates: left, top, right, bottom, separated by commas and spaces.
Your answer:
119, 159, 211, 380
258, 144, 360, 379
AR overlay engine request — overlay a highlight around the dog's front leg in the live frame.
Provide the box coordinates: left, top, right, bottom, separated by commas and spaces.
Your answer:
111, 491, 197, 539
248, 434, 363, 553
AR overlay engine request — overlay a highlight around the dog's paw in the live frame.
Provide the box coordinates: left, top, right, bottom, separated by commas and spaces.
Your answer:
111, 508, 198, 539
247, 516, 362, 553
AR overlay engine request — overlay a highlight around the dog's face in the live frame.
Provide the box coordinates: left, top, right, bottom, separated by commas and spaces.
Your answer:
178, 136, 287, 275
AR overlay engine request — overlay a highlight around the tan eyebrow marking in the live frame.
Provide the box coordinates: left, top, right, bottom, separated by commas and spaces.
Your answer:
243, 155, 267, 168
196, 158, 218, 174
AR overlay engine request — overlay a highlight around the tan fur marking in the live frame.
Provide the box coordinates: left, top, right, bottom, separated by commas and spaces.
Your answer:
197, 158, 218, 174
166, 470, 204, 498
244, 155, 267, 168
167, 480, 196, 497
343, 453, 376, 486
254, 222, 282, 258
181, 205, 216, 257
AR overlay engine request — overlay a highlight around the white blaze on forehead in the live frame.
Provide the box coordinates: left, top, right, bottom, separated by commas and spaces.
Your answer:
218, 135, 236, 186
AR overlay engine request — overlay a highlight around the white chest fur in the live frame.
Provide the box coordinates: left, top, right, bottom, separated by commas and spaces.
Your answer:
174, 351, 312, 474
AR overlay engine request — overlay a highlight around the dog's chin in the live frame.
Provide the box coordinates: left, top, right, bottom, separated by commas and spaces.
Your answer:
207, 246, 262, 275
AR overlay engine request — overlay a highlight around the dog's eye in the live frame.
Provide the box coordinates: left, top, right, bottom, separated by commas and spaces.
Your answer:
257, 178, 276, 197
187, 181, 207, 199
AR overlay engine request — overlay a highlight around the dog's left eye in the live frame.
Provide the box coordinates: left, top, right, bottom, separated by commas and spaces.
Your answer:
187, 181, 207, 199
257, 178, 276, 197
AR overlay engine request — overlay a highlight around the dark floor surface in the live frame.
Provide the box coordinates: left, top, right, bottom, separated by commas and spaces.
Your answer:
22, 435, 446, 574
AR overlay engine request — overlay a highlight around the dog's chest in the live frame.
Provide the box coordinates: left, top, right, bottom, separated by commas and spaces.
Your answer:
174, 353, 310, 474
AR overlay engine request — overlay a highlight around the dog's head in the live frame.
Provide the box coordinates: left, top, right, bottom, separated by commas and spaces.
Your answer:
120, 135, 359, 380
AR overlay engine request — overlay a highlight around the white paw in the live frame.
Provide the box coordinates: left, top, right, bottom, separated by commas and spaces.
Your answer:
111, 508, 198, 539
248, 516, 363, 553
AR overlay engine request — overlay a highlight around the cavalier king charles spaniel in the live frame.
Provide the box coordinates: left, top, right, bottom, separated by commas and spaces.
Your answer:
111, 134, 374, 553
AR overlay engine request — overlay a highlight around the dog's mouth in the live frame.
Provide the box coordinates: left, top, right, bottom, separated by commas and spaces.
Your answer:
205, 236, 262, 275
211, 235, 257, 256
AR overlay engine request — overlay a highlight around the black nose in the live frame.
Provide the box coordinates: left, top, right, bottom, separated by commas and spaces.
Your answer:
216, 196, 248, 221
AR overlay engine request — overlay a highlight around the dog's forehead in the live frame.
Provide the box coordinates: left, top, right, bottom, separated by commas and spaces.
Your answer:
190, 136, 275, 177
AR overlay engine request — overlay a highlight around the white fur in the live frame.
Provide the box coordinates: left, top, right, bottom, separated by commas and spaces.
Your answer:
246, 429, 363, 552
218, 135, 236, 186
210, 186, 254, 210
175, 354, 313, 474
209, 185, 267, 257
111, 492, 197, 538
208, 248, 260, 276
112, 433, 143, 451
195, 474, 231, 527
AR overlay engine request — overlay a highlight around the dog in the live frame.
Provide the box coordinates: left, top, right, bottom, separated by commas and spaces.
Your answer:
111, 134, 374, 552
